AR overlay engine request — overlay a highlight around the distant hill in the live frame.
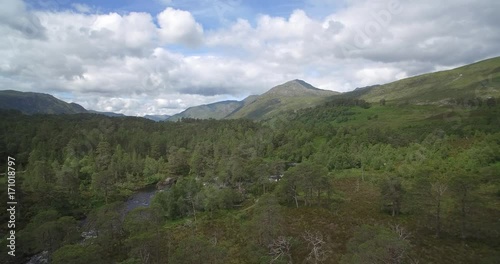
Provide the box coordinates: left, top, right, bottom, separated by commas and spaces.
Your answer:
168, 100, 244, 121
0, 90, 87, 114
143, 114, 171, 122
88, 110, 126, 117
227, 79, 338, 120
338, 57, 500, 104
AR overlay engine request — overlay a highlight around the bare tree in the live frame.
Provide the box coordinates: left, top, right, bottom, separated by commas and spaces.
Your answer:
185, 193, 197, 224
302, 231, 329, 263
268, 236, 293, 264
291, 184, 300, 208
431, 181, 448, 237
389, 225, 412, 264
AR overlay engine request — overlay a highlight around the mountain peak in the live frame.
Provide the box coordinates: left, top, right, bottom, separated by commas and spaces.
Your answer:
288, 79, 319, 89
226, 79, 338, 120
266, 79, 333, 97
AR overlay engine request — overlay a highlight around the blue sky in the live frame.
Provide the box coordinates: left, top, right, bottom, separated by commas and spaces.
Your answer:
25, 0, 319, 27
23, 0, 348, 35
2, 0, 500, 115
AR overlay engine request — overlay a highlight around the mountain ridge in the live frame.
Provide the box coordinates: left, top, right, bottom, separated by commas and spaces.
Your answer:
168, 100, 244, 121
0, 90, 87, 115
2, 56, 499, 118
338, 57, 500, 104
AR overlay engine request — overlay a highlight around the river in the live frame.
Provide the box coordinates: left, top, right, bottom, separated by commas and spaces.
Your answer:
122, 184, 158, 215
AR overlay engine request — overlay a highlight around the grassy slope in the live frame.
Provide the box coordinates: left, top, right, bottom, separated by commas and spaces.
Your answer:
346, 57, 500, 103
168, 101, 244, 121
228, 96, 333, 120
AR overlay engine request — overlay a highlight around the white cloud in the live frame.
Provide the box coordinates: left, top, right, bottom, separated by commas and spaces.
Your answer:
0, 0, 46, 39
355, 67, 407, 87
157, 7, 204, 46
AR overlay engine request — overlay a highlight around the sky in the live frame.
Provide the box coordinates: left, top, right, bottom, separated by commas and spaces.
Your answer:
1, 0, 499, 116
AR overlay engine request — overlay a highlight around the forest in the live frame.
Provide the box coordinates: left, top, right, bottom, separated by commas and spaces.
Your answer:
1, 97, 500, 264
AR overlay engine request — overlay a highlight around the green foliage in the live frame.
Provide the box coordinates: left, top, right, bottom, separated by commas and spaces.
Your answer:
380, 176, 405, 216
17, 210, 80, 255
170, 236, 227, 264
123, 207, 165, 264
52, 244, 105, 264
123, 207, 162, 234
341, 225, 412, 264
277, 162, 330, 207
83, 202, 127, 261
250, 194, 284, 246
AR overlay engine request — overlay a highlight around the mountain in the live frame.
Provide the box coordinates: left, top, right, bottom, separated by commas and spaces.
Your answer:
143, 114, 171, 122
168, 100, 244, 121
88, 110, 126, 117
337, 57, 500, 104
227, 79, 338, 120
167, 80, 337, 121
242, 95, 259, 105
0, 90, 87, 114
264, 79, 334, 97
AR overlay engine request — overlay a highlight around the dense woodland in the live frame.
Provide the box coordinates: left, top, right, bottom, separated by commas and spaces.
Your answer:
1, 97, 500, 263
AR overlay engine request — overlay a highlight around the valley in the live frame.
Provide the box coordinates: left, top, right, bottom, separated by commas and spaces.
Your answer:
0, 58, 499, 264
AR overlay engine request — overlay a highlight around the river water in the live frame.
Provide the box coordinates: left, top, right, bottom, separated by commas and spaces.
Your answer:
79, 185, 159, 239
122, 184, 158, 214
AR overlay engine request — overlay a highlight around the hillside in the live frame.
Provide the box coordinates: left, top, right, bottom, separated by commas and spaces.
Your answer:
168, 100, 244, 121
0, 90, 87, 114
227, 79, 338, 120
338, 57, 500, 104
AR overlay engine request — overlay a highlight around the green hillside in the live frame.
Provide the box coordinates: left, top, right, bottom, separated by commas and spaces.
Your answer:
227, 79, 338, 120
168, 100, 244, 121
339, 57, 500, 104
0, 90, 87, 114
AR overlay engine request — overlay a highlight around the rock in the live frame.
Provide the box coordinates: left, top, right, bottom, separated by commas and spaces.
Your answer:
156, 177, 177, 190
26, 251, 49, 264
